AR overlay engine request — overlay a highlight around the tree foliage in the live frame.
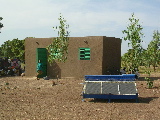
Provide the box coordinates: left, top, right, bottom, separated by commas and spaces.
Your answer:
122, 13, 144, 72
0, 17, 3, 33
0, 40, 13, 57
121, 14, 159, 88
121, 49, 133, 68
0, 38, 25, 61
145, 30, 160, 71
47, 14, 70, 63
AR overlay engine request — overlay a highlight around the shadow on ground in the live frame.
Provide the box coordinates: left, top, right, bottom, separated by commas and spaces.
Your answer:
88, 97, 159, 104
138, 77, 160, 81
138, 97, 159, 103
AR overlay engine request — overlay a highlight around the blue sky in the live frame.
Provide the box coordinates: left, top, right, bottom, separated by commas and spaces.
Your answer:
0, 0, 160, 55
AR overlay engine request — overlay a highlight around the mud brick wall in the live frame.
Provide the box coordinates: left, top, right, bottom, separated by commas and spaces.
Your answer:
25, 36, 121, 78
102, 37, 122, 75
25, 38, 52, 78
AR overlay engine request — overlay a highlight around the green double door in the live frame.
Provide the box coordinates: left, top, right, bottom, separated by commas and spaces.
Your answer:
36, 48, 47, 78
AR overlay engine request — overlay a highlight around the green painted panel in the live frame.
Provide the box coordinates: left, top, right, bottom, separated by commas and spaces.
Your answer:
85, 55, 90, 57
85, 48, 90, 51
79, 48, 90, 60
36, 48, 47, 78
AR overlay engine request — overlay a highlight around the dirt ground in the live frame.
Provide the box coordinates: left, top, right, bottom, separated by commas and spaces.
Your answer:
0, 73, 160, 120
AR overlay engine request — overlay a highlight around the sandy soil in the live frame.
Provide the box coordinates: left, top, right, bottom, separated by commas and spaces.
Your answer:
0, 74, 160, 120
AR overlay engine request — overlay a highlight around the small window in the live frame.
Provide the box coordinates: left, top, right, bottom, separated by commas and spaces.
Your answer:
79, 48, 90, 60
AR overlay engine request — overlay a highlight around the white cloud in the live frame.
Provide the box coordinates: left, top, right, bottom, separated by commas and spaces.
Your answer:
0, 0, 160, 54
1, 0, 61, 30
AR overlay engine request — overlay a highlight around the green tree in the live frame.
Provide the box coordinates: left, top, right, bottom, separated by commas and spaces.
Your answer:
0, 38, 25, 61
146, 30, 160, 71
10, 38, 25, 61
141, 31, 160, 89
1, 40, 13, 57
0, 17, 3, 33
0, 47, 3, 56
122, 13, 144, 72
121, 49, 133, 70
140, 49, 149, 66
47, 14, 70, 63
122, 48, 146, 71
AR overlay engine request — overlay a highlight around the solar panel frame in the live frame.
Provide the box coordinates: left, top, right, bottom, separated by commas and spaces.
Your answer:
85, 74, 136, 81
83, 75, 139, 102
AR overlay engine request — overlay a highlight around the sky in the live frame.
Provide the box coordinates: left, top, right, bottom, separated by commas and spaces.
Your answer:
0, 0, 160, 55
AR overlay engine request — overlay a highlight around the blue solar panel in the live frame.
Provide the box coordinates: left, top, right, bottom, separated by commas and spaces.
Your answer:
84, 82, 137, 95
85, 74, 136, 81
83, 75, 138, 102
85, 82, 101, 94
102, 83, 119, 94
119, 83, 137, 94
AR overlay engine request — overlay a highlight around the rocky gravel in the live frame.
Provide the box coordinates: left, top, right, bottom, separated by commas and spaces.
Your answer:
0, 75, 160, 120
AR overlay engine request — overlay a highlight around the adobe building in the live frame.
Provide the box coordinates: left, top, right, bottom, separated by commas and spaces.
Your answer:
25, 36, 121, 79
